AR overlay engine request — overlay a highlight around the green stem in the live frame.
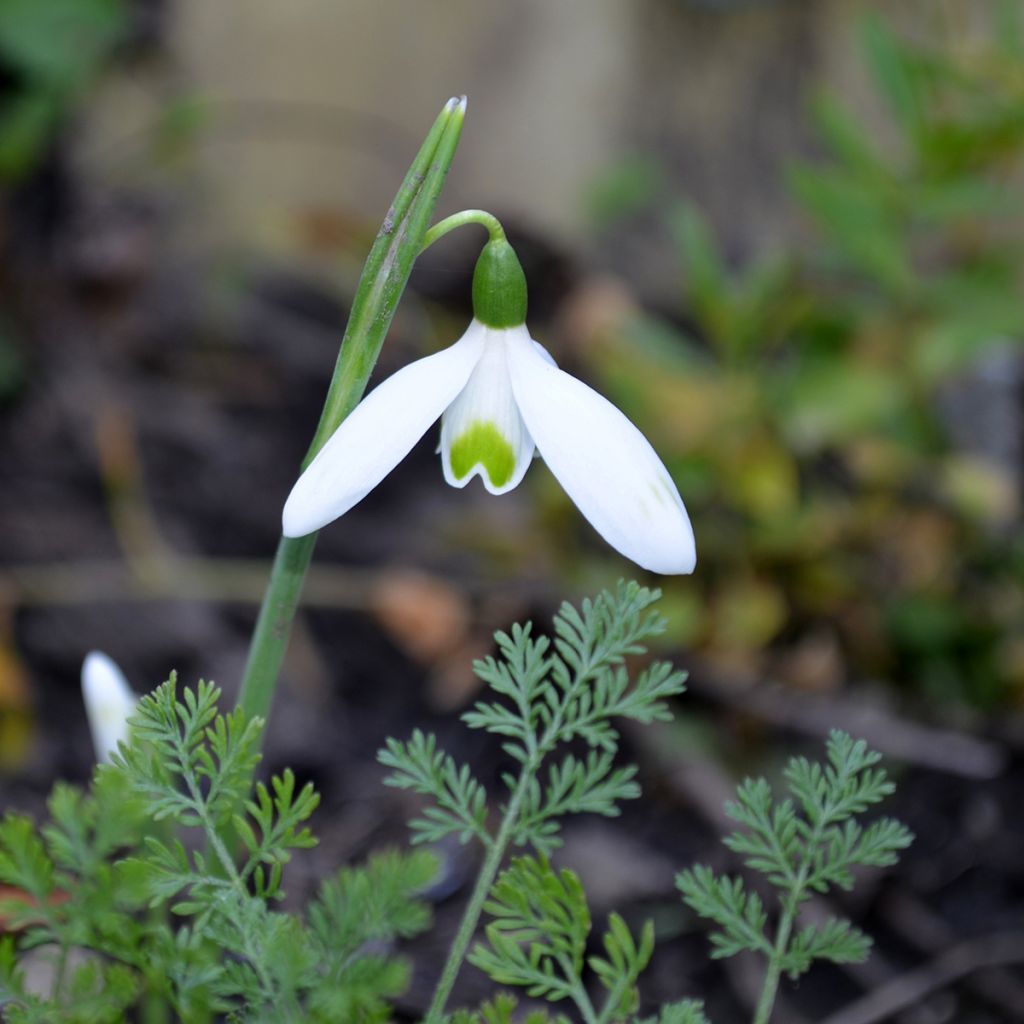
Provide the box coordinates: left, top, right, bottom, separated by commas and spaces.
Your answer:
753, 856, 812, 1024
139, 905, 172, 1024
186, 755, 285, 1012
52, 940, 69, 1003
424, 642, 613, 1020
561, 958, 599, 1024
752, 895, 798, 1024
139, 985, 172, 1022
595, 972, 631, 1024
139, 986, 170, 1024
179, 727, 247, 887
424, 639, 606, 1024
754, 781, 848, 1024
420, 209, 505, 251
235, 533, 317, 723
424, 771, 532, 1023
234, 96, 465, 725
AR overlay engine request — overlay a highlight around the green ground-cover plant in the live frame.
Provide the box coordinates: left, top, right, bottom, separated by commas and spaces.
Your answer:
581, 11, 1024, 706
0, 587, 910, 1022
677, 730, 912, 1024
0, 677, 441, 1023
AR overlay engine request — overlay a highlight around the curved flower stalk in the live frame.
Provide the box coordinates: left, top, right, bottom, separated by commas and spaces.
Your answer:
81, 651, 137, 763
283, 236, 695, 575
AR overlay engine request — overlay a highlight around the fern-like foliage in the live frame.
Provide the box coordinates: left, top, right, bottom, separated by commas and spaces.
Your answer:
636, 1002, 712, 1024
448, 994, 709, 1024
0, 766, 151, 1024
384, 585, 702, 1023
473, 856, 625, 1020
448, 991, 572, 1024
380, 582, 687, 857
378, 729, 491, 847
114, 677, 319, 970
470, 855, 593, 1005
469, 854, 699, 1024
0, 676, 437, 1023
677, 731, 913, 1003
305, 847, 439, 1021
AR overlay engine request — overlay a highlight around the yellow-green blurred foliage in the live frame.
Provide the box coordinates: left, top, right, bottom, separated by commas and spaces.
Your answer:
583, 14, 1024, 707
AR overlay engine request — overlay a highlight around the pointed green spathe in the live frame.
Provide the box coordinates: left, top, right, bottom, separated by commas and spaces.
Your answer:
301, 96, 467, 468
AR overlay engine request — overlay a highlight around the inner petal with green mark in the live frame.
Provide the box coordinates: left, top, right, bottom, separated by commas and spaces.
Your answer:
449, 420, 516, 488
439, 328, 537, 495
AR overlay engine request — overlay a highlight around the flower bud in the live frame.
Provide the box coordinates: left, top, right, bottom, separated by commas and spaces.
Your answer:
81, 651, 137, 763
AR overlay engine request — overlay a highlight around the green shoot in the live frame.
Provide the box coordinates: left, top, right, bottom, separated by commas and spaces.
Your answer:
0, 678, 437, 1022
677, 731, 913, 1024
379, 582, 688, 1021
469, 855, 660, 1024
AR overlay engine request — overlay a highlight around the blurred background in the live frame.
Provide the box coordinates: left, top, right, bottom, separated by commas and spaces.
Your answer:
1, 0, 1023, 1020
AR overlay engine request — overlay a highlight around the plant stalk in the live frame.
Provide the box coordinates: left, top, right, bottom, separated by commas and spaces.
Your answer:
235, 96, 465, 724
753, 870, 807, 1024
562, 957, 599, 1024
752, 902, 796, 1024
421, 209, 505, 251
424, 770, 533, 1023
235, 533, 318, 723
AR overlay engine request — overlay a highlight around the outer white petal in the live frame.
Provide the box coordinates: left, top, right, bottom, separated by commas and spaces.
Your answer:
440, 326, 535, 495
506, 333, 696, 574
282, 327, 486, 536
81, 651, 137, 764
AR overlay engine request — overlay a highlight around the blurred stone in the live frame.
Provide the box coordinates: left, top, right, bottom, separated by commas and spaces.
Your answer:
370, 569, 471, 665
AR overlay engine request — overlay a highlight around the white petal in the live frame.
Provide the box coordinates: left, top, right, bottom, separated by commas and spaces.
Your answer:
282, 326, 486, 536
440, 326, 535, 495
533, 340, 557, 367
81, 651, 137, 764
506, 333, 696, 574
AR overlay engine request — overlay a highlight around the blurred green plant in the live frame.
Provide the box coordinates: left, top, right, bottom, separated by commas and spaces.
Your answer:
0, 0, 127, 180
582, 11, 1024, 707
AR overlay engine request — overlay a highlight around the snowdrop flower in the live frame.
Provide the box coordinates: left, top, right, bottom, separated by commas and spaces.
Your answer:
283, 239, 695, 574
81, 651, 137, 763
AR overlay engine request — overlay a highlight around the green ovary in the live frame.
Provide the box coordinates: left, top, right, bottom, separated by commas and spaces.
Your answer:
449, 420, 516, 488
